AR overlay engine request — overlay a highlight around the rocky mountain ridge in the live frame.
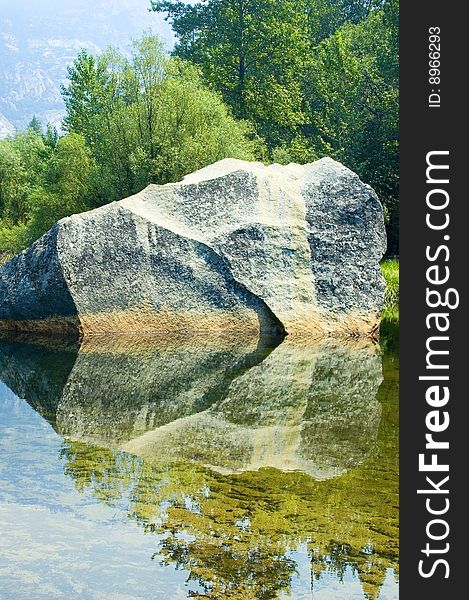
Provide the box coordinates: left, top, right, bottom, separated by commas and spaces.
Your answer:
0, 112, 15, 138
0, 0, 171, 134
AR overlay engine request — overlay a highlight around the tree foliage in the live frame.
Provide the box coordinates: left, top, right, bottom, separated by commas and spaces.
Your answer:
0, 33, 258, 259
307, 0, 399, 252
152, 0, 399, 253
62, 34, 259, 203
152, 0, 311, 147
1, 3, 399, 257
0, 129, 95, 258
151, 0, 377, 145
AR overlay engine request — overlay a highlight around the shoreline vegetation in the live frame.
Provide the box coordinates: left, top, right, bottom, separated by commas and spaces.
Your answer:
380, 258, 399, 351
1, 0, 398, 262
381, 258, 399, 316
0, 3, 399, 598
1, 1, 399, 343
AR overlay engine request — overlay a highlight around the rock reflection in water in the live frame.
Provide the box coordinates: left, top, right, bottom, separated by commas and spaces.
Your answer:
0, 334, 398, 599
125, 337, 382, 479
0, 334, 382, 479
0, 333, 269, 441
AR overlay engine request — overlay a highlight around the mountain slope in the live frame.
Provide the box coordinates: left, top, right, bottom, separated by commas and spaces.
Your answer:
0, 0, 172, 130
0, 112, 15, 139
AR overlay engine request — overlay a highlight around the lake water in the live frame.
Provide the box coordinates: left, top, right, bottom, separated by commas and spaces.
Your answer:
0, 331, 398, 599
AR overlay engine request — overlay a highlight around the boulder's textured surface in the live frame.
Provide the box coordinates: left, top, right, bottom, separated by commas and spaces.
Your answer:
0, 158, 386, 337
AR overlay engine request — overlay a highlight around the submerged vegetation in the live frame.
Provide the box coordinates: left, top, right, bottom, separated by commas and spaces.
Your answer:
0, 3, 399, 596
0, 329, 399, 598
59, 345, 398, 600
1, 0, 398, 260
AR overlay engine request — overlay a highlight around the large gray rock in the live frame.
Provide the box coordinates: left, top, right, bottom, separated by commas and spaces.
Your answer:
0, 158, 386, 337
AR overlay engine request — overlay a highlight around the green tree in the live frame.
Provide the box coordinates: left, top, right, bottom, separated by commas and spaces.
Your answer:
44, 123, 59, 149
151, 0, 312, 148
0, 130, 48, 225
1, 33, 258, 259
25, 133, 96, 244
62, 49, 112, 149
0, 140, 27, 224
305, 0, 376, 44
27, 115, 43, 135
0, 130, 95, 258
151, 1, 376, 147
61, 33, 260, 202
151, 0, 398, 252
306, 0, 399, 253
0, 129, 50, 258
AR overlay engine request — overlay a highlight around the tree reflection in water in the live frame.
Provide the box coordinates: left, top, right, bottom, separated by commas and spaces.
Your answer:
0, 333, 398, 599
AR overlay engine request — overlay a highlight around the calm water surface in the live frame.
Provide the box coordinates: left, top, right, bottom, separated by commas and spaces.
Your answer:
0, 332, 398, 599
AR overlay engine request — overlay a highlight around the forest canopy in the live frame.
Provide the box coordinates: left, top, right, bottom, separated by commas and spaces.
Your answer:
151, 0, 398, 252
0, 0, 398, 260
0, 35, 258, 258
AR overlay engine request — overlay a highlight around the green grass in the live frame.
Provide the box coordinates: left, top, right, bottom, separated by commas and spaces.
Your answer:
380, 259, 399, 352
381, 258, 399, 310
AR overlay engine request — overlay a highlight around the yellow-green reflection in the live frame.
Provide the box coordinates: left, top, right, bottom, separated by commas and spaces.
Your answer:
0, 334, 398, 599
